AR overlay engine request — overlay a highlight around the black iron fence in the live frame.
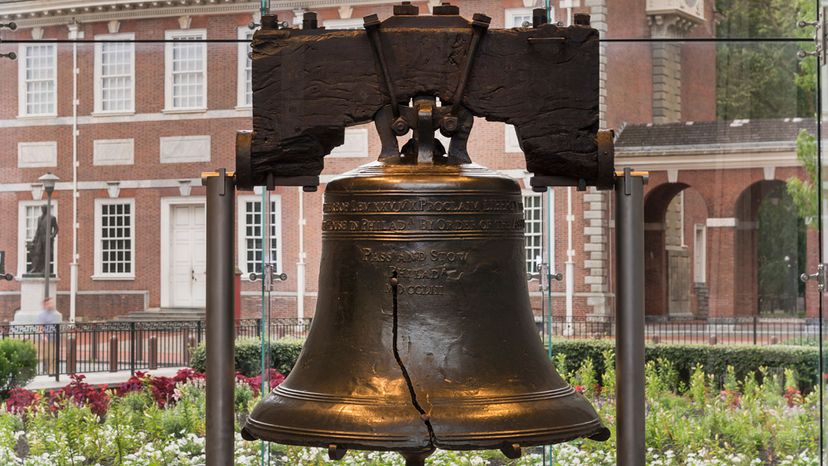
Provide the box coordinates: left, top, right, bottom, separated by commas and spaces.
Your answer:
5, 316, 820, 379
537, 316, 821, 346
3, 318, 312, 380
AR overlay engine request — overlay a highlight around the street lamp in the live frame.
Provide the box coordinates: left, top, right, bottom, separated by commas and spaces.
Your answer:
39, 172, 59, 299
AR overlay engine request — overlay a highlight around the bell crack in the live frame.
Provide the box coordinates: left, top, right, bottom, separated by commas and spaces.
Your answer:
389, 271, 437, 448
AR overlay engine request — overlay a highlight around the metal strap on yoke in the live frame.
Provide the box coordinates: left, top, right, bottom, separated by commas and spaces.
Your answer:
364, 15, 400, 119
449, 14, 491, 116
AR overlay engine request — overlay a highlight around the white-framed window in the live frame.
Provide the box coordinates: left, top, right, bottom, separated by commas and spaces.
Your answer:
165, 29, 207, 111
17, 201, 58, 277
94, 199, 135, 279
323, 18, 364, 29
237, 27, 254, 108
504, 7, 554, 28
523, 194, 543, 275
693, 223, 706, 283
237, 196, 282, 276
94, 33, 135, 114
18, 43, 56, 117
505, 8, 532, 28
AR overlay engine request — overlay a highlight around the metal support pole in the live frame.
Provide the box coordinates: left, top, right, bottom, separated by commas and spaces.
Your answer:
614, 168, 645, 466
205, 169, 236, 466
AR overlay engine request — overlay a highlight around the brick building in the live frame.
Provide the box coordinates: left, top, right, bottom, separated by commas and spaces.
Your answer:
1, 0, 805, 324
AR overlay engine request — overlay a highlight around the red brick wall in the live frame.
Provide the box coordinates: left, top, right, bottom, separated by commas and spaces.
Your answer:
0, 0, 729, 325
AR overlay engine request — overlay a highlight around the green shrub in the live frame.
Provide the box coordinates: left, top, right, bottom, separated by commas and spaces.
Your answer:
548, 339, 820, 392
190, 338, 304, 377
0, 339, 37, 393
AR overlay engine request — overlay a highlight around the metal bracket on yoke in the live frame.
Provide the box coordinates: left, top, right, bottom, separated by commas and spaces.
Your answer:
367, 11, 489, 165
531, 129, 616, 192
233, 130, 320, 192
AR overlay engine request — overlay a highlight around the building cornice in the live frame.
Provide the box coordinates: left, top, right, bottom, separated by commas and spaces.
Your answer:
0, 0, 398, 28
616, 146, 800, 171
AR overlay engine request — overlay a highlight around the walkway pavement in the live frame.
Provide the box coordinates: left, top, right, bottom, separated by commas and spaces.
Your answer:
25, 366, 186, 391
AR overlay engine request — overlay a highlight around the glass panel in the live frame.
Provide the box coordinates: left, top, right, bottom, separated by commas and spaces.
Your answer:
606, 40, 819, 464
0, 2, 821, 464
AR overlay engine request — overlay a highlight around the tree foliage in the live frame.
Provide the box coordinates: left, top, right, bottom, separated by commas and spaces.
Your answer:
715, 0, 816, 119
786, 129, 817, 226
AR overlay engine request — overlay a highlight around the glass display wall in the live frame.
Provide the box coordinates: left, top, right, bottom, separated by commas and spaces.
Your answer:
0, 0, 825, 465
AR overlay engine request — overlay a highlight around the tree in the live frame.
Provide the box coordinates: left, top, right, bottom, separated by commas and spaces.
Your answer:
715, 0, 816, 119
786, 129, 817, 227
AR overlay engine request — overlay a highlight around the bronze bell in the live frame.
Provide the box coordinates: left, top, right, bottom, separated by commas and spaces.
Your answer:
241, 161, 609, 462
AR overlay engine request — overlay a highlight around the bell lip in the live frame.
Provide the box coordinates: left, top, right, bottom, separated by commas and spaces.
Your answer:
241, 418, 610, 452
241, 416, 433, 452
242, 413, 609, 450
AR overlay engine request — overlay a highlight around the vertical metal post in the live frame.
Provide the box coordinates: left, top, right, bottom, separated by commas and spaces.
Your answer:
54, 323, 60, 380
614, 168, 645, 466
130, 321, 136, 376
205, 170, 236, 466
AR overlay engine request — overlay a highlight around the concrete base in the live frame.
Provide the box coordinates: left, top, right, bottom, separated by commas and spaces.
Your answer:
11, 276, 61, 325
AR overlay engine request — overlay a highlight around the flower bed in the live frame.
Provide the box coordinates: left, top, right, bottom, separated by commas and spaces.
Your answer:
0, 351, 818, 465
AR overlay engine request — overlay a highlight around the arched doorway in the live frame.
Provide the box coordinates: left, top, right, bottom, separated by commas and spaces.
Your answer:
734, 181, 806, 316
644, 183, 710, 319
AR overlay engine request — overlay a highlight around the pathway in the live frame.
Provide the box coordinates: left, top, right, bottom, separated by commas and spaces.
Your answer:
25, 366, 186, 391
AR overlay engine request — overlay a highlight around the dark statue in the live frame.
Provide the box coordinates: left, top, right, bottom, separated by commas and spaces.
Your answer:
27, 205, 58, 275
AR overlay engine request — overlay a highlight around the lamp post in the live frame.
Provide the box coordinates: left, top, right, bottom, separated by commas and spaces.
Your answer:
39, 172, 59, 299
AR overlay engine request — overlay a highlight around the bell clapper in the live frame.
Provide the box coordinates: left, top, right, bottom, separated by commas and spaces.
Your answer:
500, 443, 522, 459
328, 444, 347, 461
401, 449, 435, 465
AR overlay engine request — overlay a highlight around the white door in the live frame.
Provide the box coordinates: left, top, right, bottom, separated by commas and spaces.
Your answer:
170, 204, 206, 307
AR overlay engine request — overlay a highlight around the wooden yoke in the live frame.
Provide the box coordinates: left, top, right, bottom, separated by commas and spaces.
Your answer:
236, 3, 612, 191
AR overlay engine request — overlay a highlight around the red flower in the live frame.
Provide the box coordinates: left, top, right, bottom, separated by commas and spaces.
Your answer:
60, 373, 110, 417
116, 374, 145, 397
574, 385, 585, 394
783, 386, 803, 408
236, 369, 285, 396
173, 368, 205, 383
5, 388, 40, 414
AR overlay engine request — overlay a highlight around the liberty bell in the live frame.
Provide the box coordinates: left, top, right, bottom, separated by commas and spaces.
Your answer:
238, 5, 612, 465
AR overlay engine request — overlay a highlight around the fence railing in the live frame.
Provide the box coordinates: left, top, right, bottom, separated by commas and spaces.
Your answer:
537, 316, 821, 346
2, 318, 312, 380
5, 316, 819, 379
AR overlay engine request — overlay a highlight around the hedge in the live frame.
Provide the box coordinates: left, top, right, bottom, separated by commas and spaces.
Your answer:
549, 339, 821, 392
189, 338, 820, 392
0, 339, 37, 394
190, 338, 303, 377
